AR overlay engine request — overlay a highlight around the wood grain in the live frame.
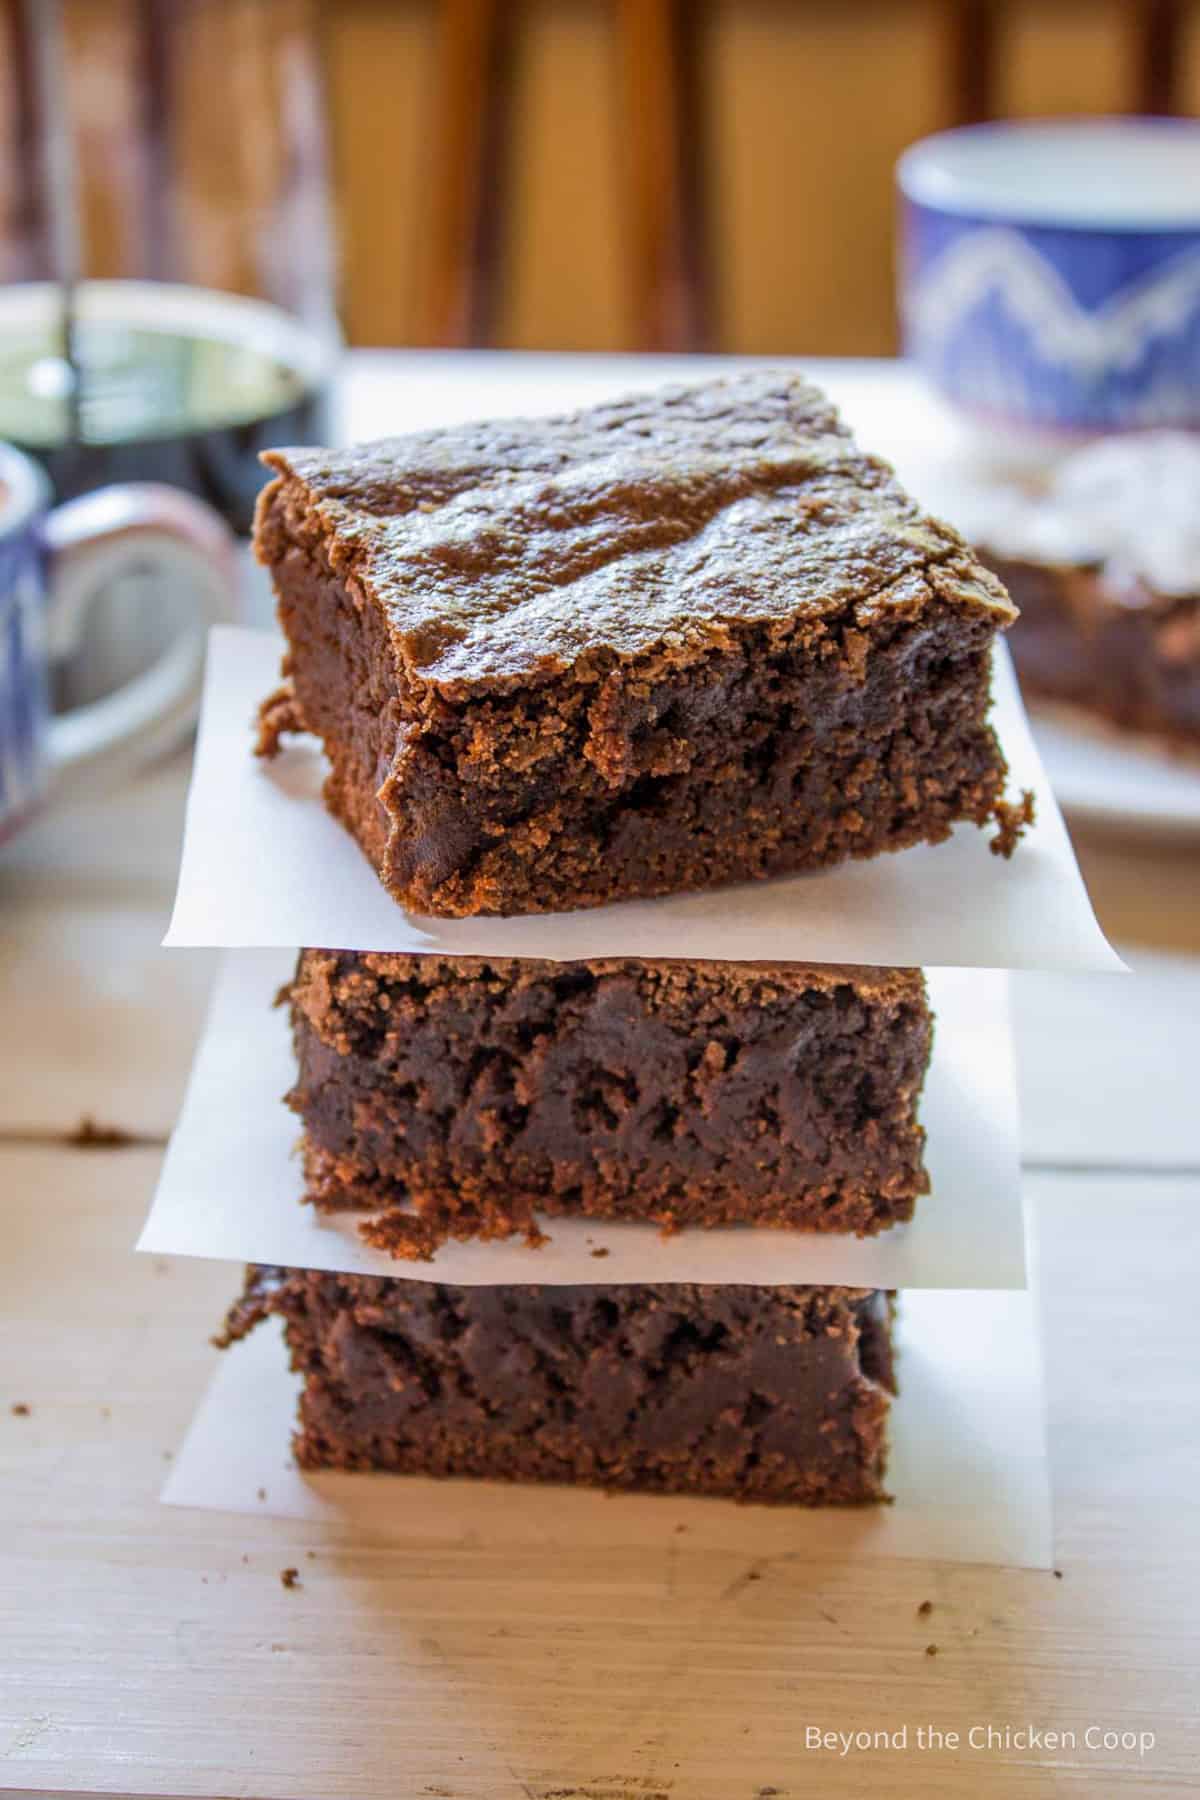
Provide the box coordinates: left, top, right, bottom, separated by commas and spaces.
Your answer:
1179, 0, 1200, 113
943, 0, 999, 124
701, 0, 950, 356
3, 1148, 1199, 1796
0, 0, 51, 282
22, 3, 1200, 353
417, 0, 508, 346
992, 0, 1135, 116
614, 0, 709, 351
325, 0, 436, 349
494, 0, 632, 353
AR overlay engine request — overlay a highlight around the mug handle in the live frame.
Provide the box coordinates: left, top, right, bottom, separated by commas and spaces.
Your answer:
41, 483, 237, 789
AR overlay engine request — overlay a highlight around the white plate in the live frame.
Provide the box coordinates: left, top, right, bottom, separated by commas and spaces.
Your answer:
1028, 705, 1200, 840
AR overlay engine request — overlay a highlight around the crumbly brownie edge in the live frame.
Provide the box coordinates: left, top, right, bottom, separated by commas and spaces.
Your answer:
218, 1269, 896, 1505
297, 1134, 925, 1260
256, 476, 402, 874
286, 954, 933, 1259
258, 498, 1014, 914
291, 950, 930, 1035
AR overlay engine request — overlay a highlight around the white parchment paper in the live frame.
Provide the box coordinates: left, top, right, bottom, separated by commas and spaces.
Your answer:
163, 1291, 1053, 1569
139, 950, 1026, 1289
164, 627, 1120, 972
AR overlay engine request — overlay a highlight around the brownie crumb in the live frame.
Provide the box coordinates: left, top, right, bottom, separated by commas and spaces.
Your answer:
356, 1210, 446, 1262
989, 788, 1036, 858
917, 1599, 933, 1617
590, 1247, 610, 1259
10, 1402, 30, 1417
1053, 1568, 1064, 1580
358, 1201, 549, 1259
67, 1115, 137, 1149
925, 1643, 938, 1657
280, 1567, 300, 1589
254, 682, 306, 759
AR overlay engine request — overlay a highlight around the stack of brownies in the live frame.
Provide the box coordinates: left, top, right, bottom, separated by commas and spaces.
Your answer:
220, 370, 1023, 1507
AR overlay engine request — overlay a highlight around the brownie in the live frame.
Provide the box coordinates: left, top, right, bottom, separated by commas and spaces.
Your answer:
219, 1266, 896, 1505
967, 433, 1200, 751
986, 554, 1200, 751
253, 370, 1022, 918
287, 951, 933, 1259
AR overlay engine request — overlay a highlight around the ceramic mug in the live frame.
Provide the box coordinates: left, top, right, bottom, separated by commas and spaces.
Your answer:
0, 440, 235, 841
898, 117, 1200, 446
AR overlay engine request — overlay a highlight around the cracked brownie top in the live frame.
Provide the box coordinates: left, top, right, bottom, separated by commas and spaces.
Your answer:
255, 369, 1016, 692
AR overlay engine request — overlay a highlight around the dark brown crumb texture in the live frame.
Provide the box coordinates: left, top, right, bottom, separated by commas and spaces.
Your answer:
254, 370, 1021, 917
220, 1267, 897, 1505
287, 951, 933, 1260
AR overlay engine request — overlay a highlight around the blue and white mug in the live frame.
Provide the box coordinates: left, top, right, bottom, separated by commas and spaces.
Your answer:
898, 117, 1200, 444
0, 442, 234, 841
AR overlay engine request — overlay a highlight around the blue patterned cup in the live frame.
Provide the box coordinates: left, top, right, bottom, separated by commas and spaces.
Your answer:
0, 441, 235, 842
898, 118, 1200, 443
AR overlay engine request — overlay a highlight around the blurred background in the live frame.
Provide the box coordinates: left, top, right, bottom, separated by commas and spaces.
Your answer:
3, 0, 1199, 360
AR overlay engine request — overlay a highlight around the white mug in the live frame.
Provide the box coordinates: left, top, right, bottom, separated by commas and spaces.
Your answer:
0, 440, 235, 840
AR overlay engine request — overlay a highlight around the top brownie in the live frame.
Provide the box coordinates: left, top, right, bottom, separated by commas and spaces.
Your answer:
255, 370, 1020, 917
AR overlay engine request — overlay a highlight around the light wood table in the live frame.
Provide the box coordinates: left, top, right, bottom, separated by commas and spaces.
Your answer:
2, 355, 1199, 1799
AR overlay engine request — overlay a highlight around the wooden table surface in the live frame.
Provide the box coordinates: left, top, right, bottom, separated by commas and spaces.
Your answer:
2, 355, 1199, 1799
